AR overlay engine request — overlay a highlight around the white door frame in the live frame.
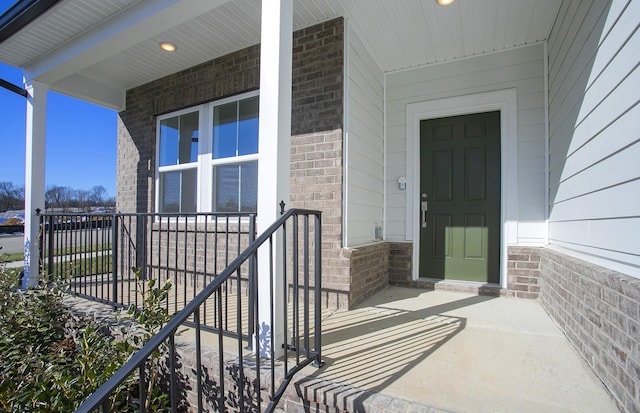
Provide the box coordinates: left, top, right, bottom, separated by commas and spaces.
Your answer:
405, 89, 518, 288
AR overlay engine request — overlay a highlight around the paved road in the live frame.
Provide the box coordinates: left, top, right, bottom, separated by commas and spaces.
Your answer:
1, 229, 112, 255
0, 234, 24, 254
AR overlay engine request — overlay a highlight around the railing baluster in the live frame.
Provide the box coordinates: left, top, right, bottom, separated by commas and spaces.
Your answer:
195, 307, 203, 413
86, 217, 91, 298
247, 215, 256, 347
212, 215, 219, 329
138, 214, 144, 278
45, 209, 323, 413
217, 284, 225, 411
101, 398, 110, 413
224, 215, 230, 332
86, 216, 90, 293
304, 215, 310, 358
37, 212, 43, 279
103, 216, 107, 300
72, 214, 77, 281
111, 214, 118, 306
236, 262, 245, 412
254, 249, 261, 413
294, 215, 300, 364
47, 215, 54, 280
314, 213, 323, 365
269, 235, 275, 401
151, 217, 156, 291
236, 214, 241, 336
139, 363, 146, 413
165, 215, 170, 315
183, 214, 188, 311
82, 217, 86, 291
282, 218, 288, 375
193, 214, 198, 305
169, 334, 177, 413
203, 215, 209, 327
128, 215, 133, 307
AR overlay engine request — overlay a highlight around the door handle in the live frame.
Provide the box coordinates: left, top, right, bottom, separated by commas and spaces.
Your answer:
421, 201, 428, 228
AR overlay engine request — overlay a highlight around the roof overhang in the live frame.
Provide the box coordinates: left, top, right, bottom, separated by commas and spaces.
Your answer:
0, 0, 562, 111
0, 0, 60, 43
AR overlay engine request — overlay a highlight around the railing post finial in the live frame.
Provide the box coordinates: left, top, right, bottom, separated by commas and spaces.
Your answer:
279, 200, 286, 215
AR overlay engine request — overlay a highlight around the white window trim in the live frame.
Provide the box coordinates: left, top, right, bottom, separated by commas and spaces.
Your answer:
155, 90, 260, 214
210, 153, 259, 167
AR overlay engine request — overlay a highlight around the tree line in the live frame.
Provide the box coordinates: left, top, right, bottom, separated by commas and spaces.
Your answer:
0, 181, 115, 212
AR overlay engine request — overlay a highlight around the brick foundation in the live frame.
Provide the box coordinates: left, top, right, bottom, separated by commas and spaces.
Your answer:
339, 242, 413, 308
506, 246, 541, 299
384, 244, 543, 298
540, 249, 639, 413
389, 242, 413, 285
344, 243, 389, 307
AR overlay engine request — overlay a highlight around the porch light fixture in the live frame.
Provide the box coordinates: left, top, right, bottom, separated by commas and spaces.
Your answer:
160, 41, 176, 52
436, 0, 455, 5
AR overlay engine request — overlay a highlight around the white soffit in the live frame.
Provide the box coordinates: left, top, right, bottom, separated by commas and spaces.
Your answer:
0, 0, 138, 67
339, 0, 562, 72
0, 0, 561, 109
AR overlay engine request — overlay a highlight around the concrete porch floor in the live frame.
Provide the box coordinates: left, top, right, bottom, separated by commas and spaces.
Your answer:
294, 286, 618, 413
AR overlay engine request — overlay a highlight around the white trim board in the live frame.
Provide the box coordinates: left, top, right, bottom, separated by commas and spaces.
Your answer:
405, 88, 518, 288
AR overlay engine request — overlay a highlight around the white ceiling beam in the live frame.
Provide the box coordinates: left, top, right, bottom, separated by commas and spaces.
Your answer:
52, 73, 126, 111
24, 0, 231, 85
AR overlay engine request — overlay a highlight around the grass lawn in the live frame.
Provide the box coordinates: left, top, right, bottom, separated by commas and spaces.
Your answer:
0, 252, 23, 263
44, 254, 113, 277
0, 244, 111, 264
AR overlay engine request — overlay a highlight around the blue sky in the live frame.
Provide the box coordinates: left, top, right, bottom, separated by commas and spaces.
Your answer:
0, 62, 117, 197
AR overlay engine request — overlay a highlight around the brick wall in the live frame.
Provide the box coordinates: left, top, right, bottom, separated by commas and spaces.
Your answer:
389, 242, 413, 286
117, 18, 347, 307
506, 246, 541, 298
291, 18, 344, 136
290, 129, 349, 309
540, 249, 639, 413
340, 242, 413, 308
116, 43, 261, 213
289, 18, 348, 308
345, 243, 389, 306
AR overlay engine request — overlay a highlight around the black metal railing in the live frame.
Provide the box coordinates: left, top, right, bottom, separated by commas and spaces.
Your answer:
38, 211, 256, 337
72, 208, 322, 412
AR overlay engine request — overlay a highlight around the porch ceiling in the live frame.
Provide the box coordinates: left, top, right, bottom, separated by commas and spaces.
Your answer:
0, 0, 561, 110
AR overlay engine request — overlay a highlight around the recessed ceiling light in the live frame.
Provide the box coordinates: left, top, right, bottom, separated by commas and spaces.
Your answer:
160, 42, 177, 52
436, 0, 455, 5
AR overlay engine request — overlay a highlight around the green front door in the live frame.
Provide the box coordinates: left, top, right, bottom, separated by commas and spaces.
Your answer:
419, 111, 501, 283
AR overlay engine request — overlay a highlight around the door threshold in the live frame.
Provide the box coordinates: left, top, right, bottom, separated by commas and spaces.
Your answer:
411, 278, 504, 296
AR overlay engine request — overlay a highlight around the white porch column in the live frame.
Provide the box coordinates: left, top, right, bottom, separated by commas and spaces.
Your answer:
256, 0, 293, 358
22, 80, 48, 289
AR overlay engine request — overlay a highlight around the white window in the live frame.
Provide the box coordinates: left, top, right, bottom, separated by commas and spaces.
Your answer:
156, 91, 259, 213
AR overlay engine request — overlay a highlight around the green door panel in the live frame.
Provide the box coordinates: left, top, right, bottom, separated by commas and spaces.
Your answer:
419, 111, 501, 283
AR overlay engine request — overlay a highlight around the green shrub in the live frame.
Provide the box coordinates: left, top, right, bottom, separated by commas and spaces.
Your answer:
0, 265, 177, 412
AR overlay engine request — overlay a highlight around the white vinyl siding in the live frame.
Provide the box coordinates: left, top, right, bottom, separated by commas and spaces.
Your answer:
385, 44, 547, 244
547, 0, 640, 277
345, 24, 385, 246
